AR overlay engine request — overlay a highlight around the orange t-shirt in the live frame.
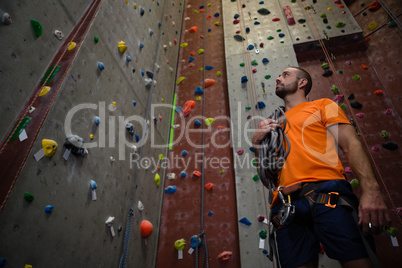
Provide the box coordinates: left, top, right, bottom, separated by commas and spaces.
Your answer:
271, 98, 351, 206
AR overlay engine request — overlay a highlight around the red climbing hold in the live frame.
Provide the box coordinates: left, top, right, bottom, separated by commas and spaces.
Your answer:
339, 4, 344, 8
200, 35, 204, 39
233, 19, 240, 24
272, 18, 280, 22
174, 38, 177, 45
260, 43, 264, 48
204, 183, 214, 190
237, 149, 244, 155
368, 1, 381, 11
204, 78, 216, 88
374, 90, 383, 95
252, 68, 257, 73
247, 115, 251, 119
319, 244, 325, 254
361, 64, 368, 70
189, 26, 198, 33
242, 4, 246, 8
386, 108, 392, 115
218, 251, 233, 261
236, 30, 241, 34
207, 15, 212, 19
140, 220, 153, 238
356, 113, 364, 118
189, 63, 194, 67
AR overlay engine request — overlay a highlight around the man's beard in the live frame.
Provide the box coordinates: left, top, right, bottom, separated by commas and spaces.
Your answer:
275, 81, 298, 99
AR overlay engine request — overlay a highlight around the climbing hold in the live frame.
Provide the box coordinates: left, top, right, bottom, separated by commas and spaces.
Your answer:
386, 108, 392, 115
338, 69, 343, 74
149, 29, 154, 36
140, 7, 145, 16
180, 171, 187, 178
126, 55, 132, 62
361, 64, 368, 70
30, 19, 43, 37
217, 71, 221, 76
272, 18, 280, 22
174, 239, 186, 251
118, 41, 127, 53
194, 120, 201, 127
352, 75, 360, 81
251, 60, 258, 66
372, 146, 380, 151
382, 142, 398, 150
241, 76, 248, 84
246, 27, 250, 33
139, 42, 144, 49
252, 69, 257, 73
45, 205, 54, 213
1, 10, 12, 25
177, 76, 186, 85
189, 57, 195, 63
257, 8, 270, 15
190, 235, 202, 249
180, 43, 188, 48
7, 116, 31, 142
345, 167, 353, 173
258, 215, 265, 222
218, 251, 233, 261
182, 150, 188, 157
214, 22, 220, 26
367, 21, 378, 30
327, 7, 333, 11
93, 116, 101, 126
335, 22, 346, 27
214, 13, 219, 17
381, 130, 388, 139
259, 230, 268, 239
67, 42, 76, 50
234, 14, 240, 19
205, 118, 214, 126
41, 65, 61, 85
240, 63, 245, 67
42, 139, 58, 158
205, 183, 214, 190
252, 174, 260, 181
126, 123, 134, 135
208, 211, 213, 216
283, 5, 296, 25
248, 44, 254, 50
233, 19, 240, 24
340, 103, 346, 110
237, 149, 244, 155
255, 102, 265, 109
193, 171, 201, 177
323, 70, 333, 77
204, 79, 215, 87
348, 93, 355, 100
267, 36, 274, 40
195, 86, 204, 95
197, 49, 204, 55
262, 58, 269, 64
89, 134, 94, 140
350, 101, 363, 109
374, 90, 383, 95
239, 217, 252, 226
154, 173, 160, 187
24, 192, 34, 202
321, 63, 330, 69
165, 186, 177, 194
298, 19, 306, 24
356, 113, 363, 118
205, 65, 214, 70
140, 220, 153, 238
333, 95, 344, 102
254, 21, 260, 25
331, 85, 339, 94
189, 26, 198, 33
369, 1, 381, 11
182, 100, 195, 116
265, 75, 271, 79
64, 135, 87, 156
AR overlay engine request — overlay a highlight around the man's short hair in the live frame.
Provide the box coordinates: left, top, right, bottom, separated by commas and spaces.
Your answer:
290, 66, 312, 96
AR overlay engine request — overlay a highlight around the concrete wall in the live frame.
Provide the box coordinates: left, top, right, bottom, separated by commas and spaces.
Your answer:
0, 0, 184, 267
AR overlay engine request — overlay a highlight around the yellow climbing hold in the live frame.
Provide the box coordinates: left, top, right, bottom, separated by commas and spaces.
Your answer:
208, 34, 211, 37
125, 0, 128, 4
90, 134, 94, 140
205, 118, 214, 126
159, 154, 164, 160
197, 49, 205, 55
180, 43, 188, 48
174, 239, 186, 251
113, 101, 117, 107
39, 86, 50, 96
199, 67, 203, 71
217, 71, 221, 76
196, 96, 202, 101
154, 173, 160, 187
214, 22, 220, 26
161, 98, 165, 103
327, 7, 333, 11
177, 76, 186, 85
118, 40, 127, 53
367, 21, 378, 31
194, 10, 199, 14
134, 3, 137, 9
42, 139, 58, 158
67, 42, 76, 50
207, 3, 211, 7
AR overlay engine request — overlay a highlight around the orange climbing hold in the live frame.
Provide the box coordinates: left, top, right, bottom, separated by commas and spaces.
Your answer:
374, 90, 383, 95
368, 1, 381, 11
205, 183, 214, 190
204, 78, 216, 88
365, 36, 371, 42
182, 100, 196, 116
361, 64, 368, 70
189, 63, 195, 67
189, 52, 195, 56
207, 15, 212, 19
200, 9, 205, 13
189, 26, 198, 33
200, 35, 204, 39
338, 4, 344, 8
218, 251, 233, 261
193, 171, 201, 177
140, 220, 153, 238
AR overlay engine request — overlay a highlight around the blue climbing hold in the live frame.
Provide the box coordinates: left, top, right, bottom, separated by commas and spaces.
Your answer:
262, 58, 269, 64
194, 86, 204, 95
178, 10, 181, 13
90, 180, 97, 189
234, 14, 239, 19
176, 30, 178, 34
94, 116, 101, 126
259, 1, 264, 4
248, 44, 254, 50
279, 33, 285, 38
141, 70, 145, 76
239, 217, 252, 226
241, 76, 248, 83
135, 134, 140, 142
140, 42, 144, 48
189, 57, 195, 62
126, 55, 132, 62
149, 29, 154, 36
140, 7, 145, 16
190, 235, 202, 249
195, 120, 201, 127
255, 101, 266, 109
262, 249, 268, 254
200, 5, 204, 9
249, 147, 255, 153
165, 186, 177, 194
132, 100, 136, 106
157, 2, 159, 6
208, 28, 211, 32
98, 62, 105, 70
254, 21, 260, 25
182, 150, 188, 156
181, 171, 187, 178
158, 22, 162, 27
214, 13, 219, 17
246, 27, 250, 33
208, 211, 213, 216
45, 205, 54, 213
175, 106, 182, 113
205, 65, 214, 70
149, 8, 151, 12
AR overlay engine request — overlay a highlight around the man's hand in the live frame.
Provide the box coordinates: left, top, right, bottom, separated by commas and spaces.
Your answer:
252, 119, 282, 147
358, 190, 391, 234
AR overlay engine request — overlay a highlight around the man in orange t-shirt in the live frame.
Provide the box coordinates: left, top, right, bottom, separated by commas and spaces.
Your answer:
252, 67, 390, 268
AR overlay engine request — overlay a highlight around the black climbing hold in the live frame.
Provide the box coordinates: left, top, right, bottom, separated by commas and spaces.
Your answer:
319, 56, 325, 61
382, 142, 398, 150
233, 34, 245, 41
64, 135, 87, 156
350, 101, 362, 109
146, 71, 154, 78
348, 93, 355, 100
322, 70, 333, 77
341, 30, 345, 33
132, 68, 136, 73
298, 19, 306, 24
140, 7, 145, 16
323, 18, 328, 24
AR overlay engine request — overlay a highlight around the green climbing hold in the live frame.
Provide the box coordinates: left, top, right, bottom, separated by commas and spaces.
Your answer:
41, 65, 61, 85
220, 169, 225, 173
240, 63, 245, 67
252, 159, 257, 166
233, 34, 245, 42
267, 36, 274, 40
350, 178, 359, 188
326, 25, 331, 29
360, 3, 365, 7
388, 21, 397, 28
245, 106, 251, 110
252, 174, 259, 181
24, 192, 34, 202
30, 19, 43, 37
340, 103, 346, 110
305, 6, 311, 10
320, 13, 327, 19
257, 8, 270, 15
216, 71, 221, 76
205, 118, 214, 126
194, 10, 199, 14
259, 230, 267, 239
352, 75, 360, 81
251, 60, 258, 66
280, 41, 284, 43
381, 130, 388, 138
276, 29, 282, 32
94, 36, 99, 43
291, 0, 296, 2
8, 116, 31, 142
265, 75, 271, 79
362, 12, 367, 16
331, 85, 339, 95
231, 0, 236, 2
321, 63, 329, 69
338, 69, 343, 74
335, 22, 346, 28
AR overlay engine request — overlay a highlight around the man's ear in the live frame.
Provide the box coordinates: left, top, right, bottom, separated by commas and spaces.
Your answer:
298, 78, 307, 89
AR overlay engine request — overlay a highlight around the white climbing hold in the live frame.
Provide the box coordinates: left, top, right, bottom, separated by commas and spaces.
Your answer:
54, 30, 64, 40
138, 200, 144, 211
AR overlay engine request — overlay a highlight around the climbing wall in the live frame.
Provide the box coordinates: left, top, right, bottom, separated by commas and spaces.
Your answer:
0, 0, 184, 267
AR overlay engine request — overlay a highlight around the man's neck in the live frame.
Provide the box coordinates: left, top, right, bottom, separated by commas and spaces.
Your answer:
283, 94, 308, 111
